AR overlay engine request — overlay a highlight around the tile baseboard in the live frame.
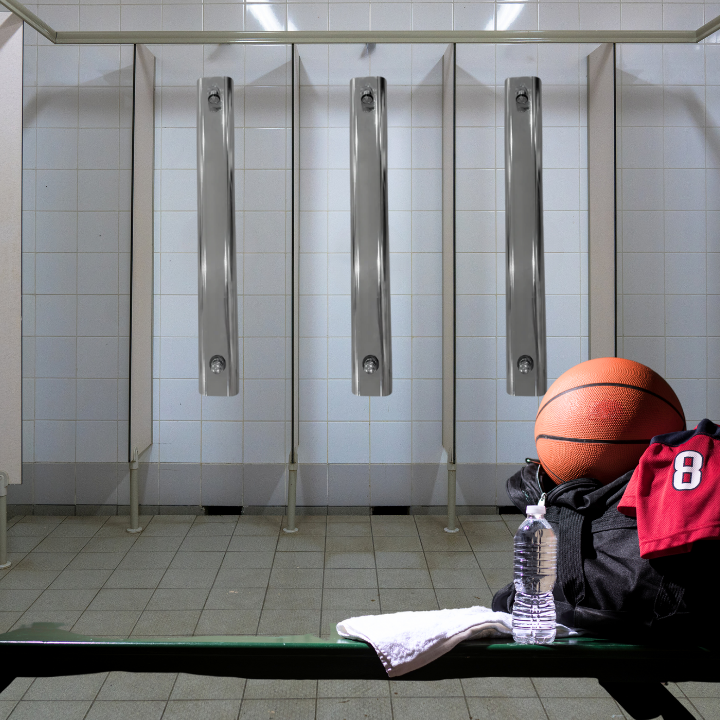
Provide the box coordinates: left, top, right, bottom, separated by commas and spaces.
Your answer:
9, 503, 504, 518
11, 462, 521, 509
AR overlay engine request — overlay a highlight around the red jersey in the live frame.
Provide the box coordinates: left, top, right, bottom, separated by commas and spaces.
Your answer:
618, 418, 720, 559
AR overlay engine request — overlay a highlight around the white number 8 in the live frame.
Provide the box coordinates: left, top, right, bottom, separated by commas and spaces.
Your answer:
673, 450, 703, 490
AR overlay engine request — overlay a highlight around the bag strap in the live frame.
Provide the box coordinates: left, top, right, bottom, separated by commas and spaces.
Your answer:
557, 505, 586, 606
653, 574, 685, 621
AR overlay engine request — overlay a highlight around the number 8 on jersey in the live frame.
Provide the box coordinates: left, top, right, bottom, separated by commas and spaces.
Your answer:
673, 450, 703, 491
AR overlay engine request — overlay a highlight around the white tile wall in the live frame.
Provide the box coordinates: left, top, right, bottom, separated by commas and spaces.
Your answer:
153, 43, 292, 467
22, 23, 133, 469
295, 44, 447, 466
454, 43, 589, 465
617, 41, 720, 430
18, 0, 720, 505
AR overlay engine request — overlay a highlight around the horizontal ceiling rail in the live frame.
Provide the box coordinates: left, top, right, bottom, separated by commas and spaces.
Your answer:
696, 14, 720, 41
0, 0, 718, 45
1, 0, 55, 43
55, 30, 699, 45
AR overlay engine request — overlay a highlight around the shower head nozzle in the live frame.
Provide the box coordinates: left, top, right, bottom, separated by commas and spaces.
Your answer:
208, 87, 222, 108
209, 355, 226, 374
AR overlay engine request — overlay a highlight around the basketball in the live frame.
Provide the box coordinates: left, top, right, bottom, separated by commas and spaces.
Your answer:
535, 358, 686, 485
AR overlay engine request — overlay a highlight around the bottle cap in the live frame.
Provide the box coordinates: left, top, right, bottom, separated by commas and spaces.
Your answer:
526, 505, 546, 515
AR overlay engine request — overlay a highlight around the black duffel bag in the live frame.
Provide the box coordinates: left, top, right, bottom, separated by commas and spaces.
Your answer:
491, 461, 719, 642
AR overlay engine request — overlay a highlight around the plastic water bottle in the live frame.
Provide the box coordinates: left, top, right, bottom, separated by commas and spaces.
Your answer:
512, 501, 558, 644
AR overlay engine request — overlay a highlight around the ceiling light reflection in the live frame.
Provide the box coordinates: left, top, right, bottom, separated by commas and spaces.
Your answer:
488, 4, 524, 31
247, 3, 296, 32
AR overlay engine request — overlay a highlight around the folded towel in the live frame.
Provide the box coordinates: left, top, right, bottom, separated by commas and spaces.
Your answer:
337, 606, 581, 677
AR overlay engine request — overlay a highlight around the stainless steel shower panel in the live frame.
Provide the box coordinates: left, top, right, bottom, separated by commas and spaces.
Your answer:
350, 77, 392, 396
505, 76, 547, 396
197, 76, 239, 396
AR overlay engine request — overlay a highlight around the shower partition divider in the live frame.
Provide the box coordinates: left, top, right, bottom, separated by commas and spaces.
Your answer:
0, 11, 22, 567
442, 44, 458, 532
285, 44, 300, 534
127, 43, 156, 533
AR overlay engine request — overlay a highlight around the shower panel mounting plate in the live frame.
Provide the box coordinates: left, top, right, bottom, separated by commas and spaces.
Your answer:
350, 76, 392, 397
197, 75, 240, 397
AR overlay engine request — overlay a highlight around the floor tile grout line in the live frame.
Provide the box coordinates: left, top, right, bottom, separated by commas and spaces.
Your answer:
191, 514, 259, 704
195, 516, 237, 631
19, 518, 126, 709
183, 515, 235, 638
78, 668, 110, 720
122, 515, 189, 639
315, 514, 327, 643
19, 514, 113, 634
529, 680, 554, 720
685, 697, 706, 720
58, 515, 116, 636
6, 515, 67, 569
4, 516, 52, 584
256, 515, 282, 637
371, 517, 384, 615
419, 517, 442, 613
314, 516, 328, 720
162, 669, 182, 719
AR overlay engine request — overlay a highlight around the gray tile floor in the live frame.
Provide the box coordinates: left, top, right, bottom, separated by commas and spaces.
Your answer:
0, 512, 717, 719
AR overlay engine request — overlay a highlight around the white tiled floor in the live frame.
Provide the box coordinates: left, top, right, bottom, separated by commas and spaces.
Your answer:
0, 512, 717, 719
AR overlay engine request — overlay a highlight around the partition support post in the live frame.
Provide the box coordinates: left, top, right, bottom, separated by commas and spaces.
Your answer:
441, 44, 459, 533
445, 463, 458, 533
0, 473, 10, 569
284, 44, 300, 534
285, 460, 298, 534
127, 448, 142, 533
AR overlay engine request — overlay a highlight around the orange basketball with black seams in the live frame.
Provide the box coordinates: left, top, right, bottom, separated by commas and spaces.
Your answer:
535, 357, 686, 485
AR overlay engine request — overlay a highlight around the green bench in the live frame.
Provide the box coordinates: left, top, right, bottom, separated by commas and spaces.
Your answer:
0, 624, 714, 719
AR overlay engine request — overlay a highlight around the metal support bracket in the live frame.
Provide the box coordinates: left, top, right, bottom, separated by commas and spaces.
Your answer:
444, 463, 459, 533
0, 471, 10, 569
127, 447, 143, 534
284, 460, 299, 534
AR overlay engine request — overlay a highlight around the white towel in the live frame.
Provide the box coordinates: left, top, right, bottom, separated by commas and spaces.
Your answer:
336, 606, 581, 677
